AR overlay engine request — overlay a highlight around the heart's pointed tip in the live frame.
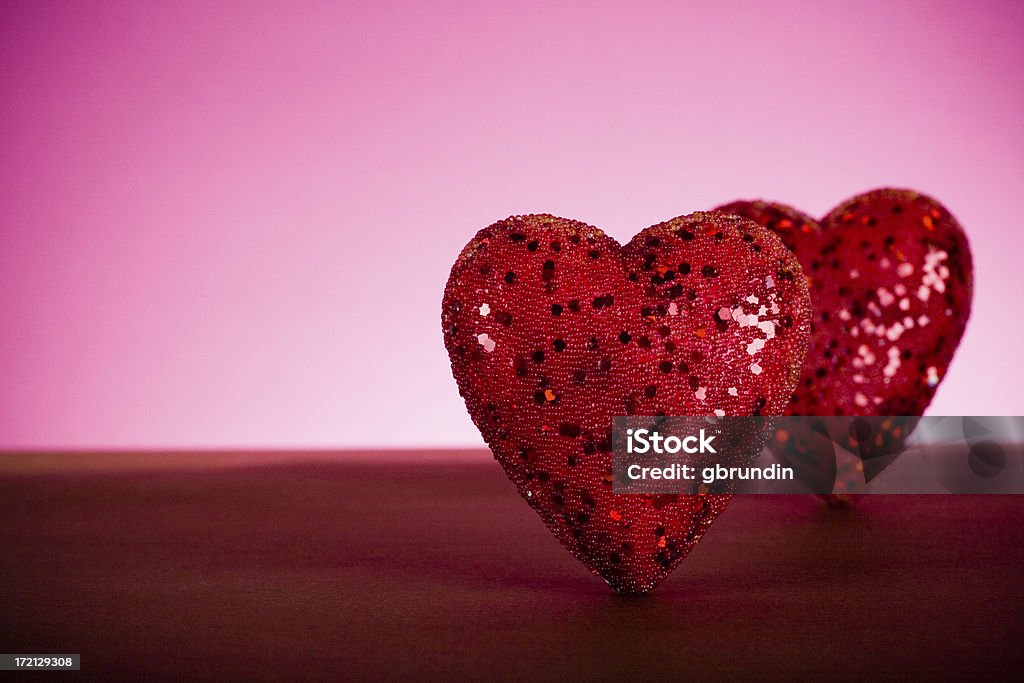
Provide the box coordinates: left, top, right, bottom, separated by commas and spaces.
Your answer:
821, 493, 859, 509
604, 576, 663, 596
611, 586, 659, 597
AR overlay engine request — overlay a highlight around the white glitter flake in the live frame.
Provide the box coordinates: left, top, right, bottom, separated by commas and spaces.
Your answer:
476, 333, 496, 352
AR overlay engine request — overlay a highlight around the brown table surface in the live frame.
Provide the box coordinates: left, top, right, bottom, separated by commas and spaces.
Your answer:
1, 450, 1022, 681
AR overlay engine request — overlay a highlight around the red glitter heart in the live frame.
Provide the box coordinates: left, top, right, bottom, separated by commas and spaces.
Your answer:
442, 212, 812, 592
716, 189, 973, 500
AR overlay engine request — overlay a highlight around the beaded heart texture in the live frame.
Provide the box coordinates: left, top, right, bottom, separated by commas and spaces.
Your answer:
443, 212, 812, 592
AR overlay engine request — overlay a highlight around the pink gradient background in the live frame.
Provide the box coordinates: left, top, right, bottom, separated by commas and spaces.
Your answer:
1, 0, 1022, 449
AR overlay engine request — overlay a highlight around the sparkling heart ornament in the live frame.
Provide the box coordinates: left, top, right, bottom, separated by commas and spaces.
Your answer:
715, 189, 973, 499
442, 212, 812, 592
715, 190, 972, 415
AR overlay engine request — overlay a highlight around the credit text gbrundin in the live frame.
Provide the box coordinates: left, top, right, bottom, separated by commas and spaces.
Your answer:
624, 428, 793, 485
